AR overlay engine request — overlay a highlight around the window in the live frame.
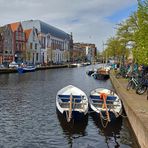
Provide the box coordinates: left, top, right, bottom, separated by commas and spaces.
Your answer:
35, 43, 37, 49
22, 33, 25, 40
36, 53, 38, 61
19, 43, 21, 51
22, 43, 24, 50
16, 43, 19, 50
41, 37, 46, 48
30, 43, 32, 49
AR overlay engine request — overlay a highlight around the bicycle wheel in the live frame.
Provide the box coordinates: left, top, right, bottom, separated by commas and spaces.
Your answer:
127, 81, 134, 90
136, 85, 147, 95
132, 82, 136, 89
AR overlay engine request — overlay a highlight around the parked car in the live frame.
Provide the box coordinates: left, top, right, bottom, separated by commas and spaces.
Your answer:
9, 61, 19, 68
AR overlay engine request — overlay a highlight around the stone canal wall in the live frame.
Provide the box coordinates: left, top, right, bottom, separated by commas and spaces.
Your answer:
110, 72, 148, 148
0, 68, 17, 74
0, 65, 69, 74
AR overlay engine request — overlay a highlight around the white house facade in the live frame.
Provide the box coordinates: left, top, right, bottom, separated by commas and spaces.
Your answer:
86, 46, 93, 62
25, 27, 41, 65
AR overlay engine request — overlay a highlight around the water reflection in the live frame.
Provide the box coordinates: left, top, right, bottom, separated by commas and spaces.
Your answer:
57, 110, 88, 147
90, 113, 122, 148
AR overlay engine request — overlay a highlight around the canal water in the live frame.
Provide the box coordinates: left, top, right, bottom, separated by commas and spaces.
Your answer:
0, 65, 139, 148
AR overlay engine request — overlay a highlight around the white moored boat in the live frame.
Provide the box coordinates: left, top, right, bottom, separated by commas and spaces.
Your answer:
56, 85, 88, 122
89, 88, 122, 124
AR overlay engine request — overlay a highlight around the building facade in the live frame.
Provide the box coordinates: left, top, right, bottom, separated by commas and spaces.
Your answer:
1, 25, 14, 65
0, 26, 4, 64
0, 22, 26, 65
10, 22, 26, 63
86, 44, 97, 62
73, 43, 97, 63
25, 27, 41, 65
0, 20, 73, 65
22, 20, 73, 64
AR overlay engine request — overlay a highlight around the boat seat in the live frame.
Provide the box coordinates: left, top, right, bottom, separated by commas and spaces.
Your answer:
58, 95, 84, 102
90, 95, 117, 101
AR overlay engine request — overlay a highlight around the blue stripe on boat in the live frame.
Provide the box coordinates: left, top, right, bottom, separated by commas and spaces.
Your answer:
90, 95, 116, 101
58, 95, 84, 102
58, 95, 83, 98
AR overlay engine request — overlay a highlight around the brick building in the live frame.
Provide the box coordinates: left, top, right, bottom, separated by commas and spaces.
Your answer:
72, 42, 97, 62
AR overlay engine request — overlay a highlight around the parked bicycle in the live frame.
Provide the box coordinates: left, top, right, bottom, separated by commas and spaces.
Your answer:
116, 66, 128, 79
126, 73, 139, 90
136, 74, 148, 95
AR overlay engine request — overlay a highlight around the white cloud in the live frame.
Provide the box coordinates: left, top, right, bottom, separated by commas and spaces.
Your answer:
0, 0, 137, 50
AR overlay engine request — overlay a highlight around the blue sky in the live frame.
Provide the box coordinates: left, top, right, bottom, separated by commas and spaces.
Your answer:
0, 0, 138, 51
106, 4, 138, 23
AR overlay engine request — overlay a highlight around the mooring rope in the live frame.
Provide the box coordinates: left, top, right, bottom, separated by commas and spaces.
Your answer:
100, 112, 109, 128
98, 93, 111, 128
66, 94, 73, 122
100, 93, 111, 121
91, 99, 109, 128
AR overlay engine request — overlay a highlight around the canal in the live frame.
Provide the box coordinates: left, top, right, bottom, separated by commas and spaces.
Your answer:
0, 65, 139, 148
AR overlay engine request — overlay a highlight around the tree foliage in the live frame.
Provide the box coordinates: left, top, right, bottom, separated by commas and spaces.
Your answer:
134, 0, 148, 65
105, 37, 122, 60
103, 0, 148, 65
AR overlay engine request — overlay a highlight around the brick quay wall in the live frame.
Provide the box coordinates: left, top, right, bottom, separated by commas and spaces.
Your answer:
110, 72, 148, 148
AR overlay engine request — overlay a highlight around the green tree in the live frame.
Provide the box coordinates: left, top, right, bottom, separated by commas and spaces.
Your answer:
134, 0, 148, 65
104, 0, 147, 65
105, 37, 123, 61
116, 20, 133, 65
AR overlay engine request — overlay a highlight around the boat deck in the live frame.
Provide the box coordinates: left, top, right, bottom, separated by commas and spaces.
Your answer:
60, 102, 86, 110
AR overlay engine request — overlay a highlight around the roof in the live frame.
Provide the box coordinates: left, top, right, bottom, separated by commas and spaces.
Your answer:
22, 20, 70, 40
24, 29, 32, 41
9, 22, 20, 32
40, 20, 70, 39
